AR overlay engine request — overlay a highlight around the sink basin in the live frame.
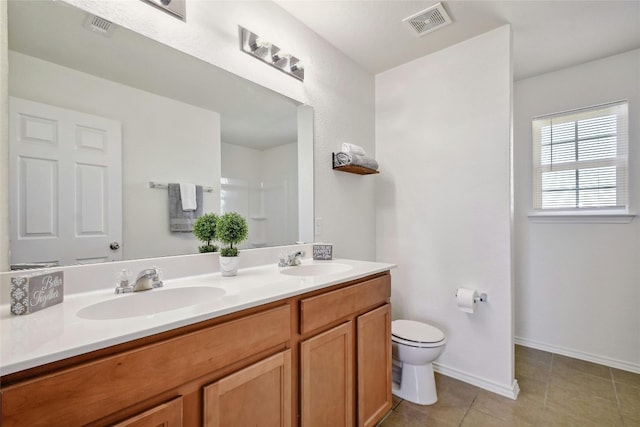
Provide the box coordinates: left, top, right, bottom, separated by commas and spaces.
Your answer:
280, 263, 352, 277
77, 286, 225, 320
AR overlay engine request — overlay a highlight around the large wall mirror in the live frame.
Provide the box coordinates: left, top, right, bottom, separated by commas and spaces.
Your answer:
5, 0, 314, 269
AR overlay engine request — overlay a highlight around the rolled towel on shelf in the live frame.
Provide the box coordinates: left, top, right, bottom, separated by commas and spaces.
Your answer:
334, 151, 379, 170
341, 143, 366, 156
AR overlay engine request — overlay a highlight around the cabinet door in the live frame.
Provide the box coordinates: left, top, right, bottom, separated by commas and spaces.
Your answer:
203, 350, 291, 427
357, 304, 392, 427
112, 396, 183, 427
300, 322, 353, 427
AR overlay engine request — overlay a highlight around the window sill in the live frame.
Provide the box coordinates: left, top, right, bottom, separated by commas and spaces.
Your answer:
528, 210, 636, 224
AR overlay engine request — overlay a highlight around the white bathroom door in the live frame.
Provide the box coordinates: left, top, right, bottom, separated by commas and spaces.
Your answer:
9, 97, 122, 267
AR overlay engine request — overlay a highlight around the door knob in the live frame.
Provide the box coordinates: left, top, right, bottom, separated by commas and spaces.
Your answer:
110, 242, 120, 250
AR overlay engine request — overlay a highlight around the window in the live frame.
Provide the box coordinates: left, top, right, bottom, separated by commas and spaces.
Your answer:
532, 101, 629, 212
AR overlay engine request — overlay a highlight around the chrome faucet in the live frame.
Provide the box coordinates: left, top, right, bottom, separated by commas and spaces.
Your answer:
278, 251, 305, 267
132, 267, 164, 292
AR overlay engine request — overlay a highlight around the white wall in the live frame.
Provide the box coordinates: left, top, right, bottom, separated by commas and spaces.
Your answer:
9, 51, 221, 261
514, 49, 640, 372
376, 26, 516, 397
58, 0, 376, 261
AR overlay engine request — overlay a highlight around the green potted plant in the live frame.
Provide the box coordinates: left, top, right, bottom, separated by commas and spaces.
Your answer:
192, 213, 219, 253
215, 212, 248, 276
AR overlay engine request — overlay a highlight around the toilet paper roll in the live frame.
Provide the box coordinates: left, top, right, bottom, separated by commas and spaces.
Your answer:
456, 288, 478, 314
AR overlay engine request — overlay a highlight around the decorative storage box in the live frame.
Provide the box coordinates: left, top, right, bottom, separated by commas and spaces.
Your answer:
312, 243, 333, 260
10, 270, 64, 315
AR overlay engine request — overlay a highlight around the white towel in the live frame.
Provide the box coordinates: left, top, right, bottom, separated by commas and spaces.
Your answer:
341, 143, 366, 156
179, 183, 197, 211
334, 152, 379, 170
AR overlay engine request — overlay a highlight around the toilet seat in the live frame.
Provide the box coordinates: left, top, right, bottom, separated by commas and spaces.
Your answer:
392, 320, 446, 348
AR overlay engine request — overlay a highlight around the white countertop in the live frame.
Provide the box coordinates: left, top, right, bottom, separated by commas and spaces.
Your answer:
0, 258, 395, 376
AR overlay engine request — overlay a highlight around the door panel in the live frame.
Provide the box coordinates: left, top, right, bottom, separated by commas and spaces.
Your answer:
204, 350, 291, 427
9, 97, 122, 267
357, 304, 392, 427
112, 396, 183, 427
300, 322, 353, 427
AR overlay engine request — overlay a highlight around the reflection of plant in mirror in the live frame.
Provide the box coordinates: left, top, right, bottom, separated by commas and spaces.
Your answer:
193, 213, 219, 253
216, 212, 248, 257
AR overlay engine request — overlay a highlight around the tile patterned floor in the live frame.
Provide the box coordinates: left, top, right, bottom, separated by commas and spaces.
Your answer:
379, 345, 640, 426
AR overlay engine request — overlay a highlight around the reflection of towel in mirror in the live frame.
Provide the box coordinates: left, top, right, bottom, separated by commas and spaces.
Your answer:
168, 183, 203, 232
179, 183, 197, 211
335, 151, 379, 170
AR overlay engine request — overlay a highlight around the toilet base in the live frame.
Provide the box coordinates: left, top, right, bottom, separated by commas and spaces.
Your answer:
392, 360, 438, 405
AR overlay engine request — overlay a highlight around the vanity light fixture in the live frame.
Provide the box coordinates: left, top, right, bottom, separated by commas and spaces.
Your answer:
239, 26, 304, 81
140, 0, 186, 20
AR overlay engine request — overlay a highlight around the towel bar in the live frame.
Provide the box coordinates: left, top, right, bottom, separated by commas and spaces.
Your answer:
149, 181, 215, 192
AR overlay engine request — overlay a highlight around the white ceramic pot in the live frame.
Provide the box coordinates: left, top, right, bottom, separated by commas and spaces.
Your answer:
219, 255, 239, 277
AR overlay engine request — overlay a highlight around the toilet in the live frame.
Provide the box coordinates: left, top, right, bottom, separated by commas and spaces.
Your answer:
391, 319, 447, 405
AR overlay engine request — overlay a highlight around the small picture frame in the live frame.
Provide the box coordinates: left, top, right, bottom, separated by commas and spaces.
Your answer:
10, 270, 64, 315
312, 243, 333, 260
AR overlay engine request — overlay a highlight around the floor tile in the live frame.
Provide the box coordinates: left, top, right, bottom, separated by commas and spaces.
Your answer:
544, 391, 622, 427
434, 373, 480, 408
516, 358, 551, 383
552, 353, 612, 380
391, 394, 403, 411
379, 347, 632, 427
542, 404, 624, 427
515, 345, 553, 366
515, 376, 548, 404
460, 408, 513, 427
612, 368, 640, 388
378, 408, 426, 427
379, 374, 477, 427
471, 389, 543, 426
615, 381, 640, 423
622, 416, 640, 427
380, 399, 468, 427
549, 364, 617, 401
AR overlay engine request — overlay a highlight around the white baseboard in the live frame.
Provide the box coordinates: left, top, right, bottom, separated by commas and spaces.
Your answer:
515, 336, 640, 374
433, 362, 520, 400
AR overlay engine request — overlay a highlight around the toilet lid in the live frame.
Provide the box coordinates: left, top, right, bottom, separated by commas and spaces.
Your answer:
392, 320, 445, 344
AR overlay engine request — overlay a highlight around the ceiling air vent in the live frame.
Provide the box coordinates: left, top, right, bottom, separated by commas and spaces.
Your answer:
83, 14, 116, 37
403, 2, 453, 36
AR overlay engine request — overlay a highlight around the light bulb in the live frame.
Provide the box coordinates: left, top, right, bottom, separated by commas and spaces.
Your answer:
249, 37, 271, 53
290, 60, 304, 72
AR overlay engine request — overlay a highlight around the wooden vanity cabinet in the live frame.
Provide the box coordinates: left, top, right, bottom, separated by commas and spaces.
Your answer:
0, 304, 291, 427
299, 274, 392, 427
0, 271, 392, 427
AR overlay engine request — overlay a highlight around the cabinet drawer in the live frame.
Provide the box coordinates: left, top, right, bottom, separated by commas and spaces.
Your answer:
1, 304, 290, 427
300, 274, 390, 334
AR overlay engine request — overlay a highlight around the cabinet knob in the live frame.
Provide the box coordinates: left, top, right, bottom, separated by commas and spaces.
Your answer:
110, 242, 120, 251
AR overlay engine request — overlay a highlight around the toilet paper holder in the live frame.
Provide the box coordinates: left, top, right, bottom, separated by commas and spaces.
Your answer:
455, 289, 488, 303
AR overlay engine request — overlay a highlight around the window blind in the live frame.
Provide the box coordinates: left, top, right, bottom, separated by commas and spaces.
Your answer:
532, 101, 629, 210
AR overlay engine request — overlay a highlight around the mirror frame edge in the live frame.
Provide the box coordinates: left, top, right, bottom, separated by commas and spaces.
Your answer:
1, 0, 9, 271
298, 105, 314, 244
